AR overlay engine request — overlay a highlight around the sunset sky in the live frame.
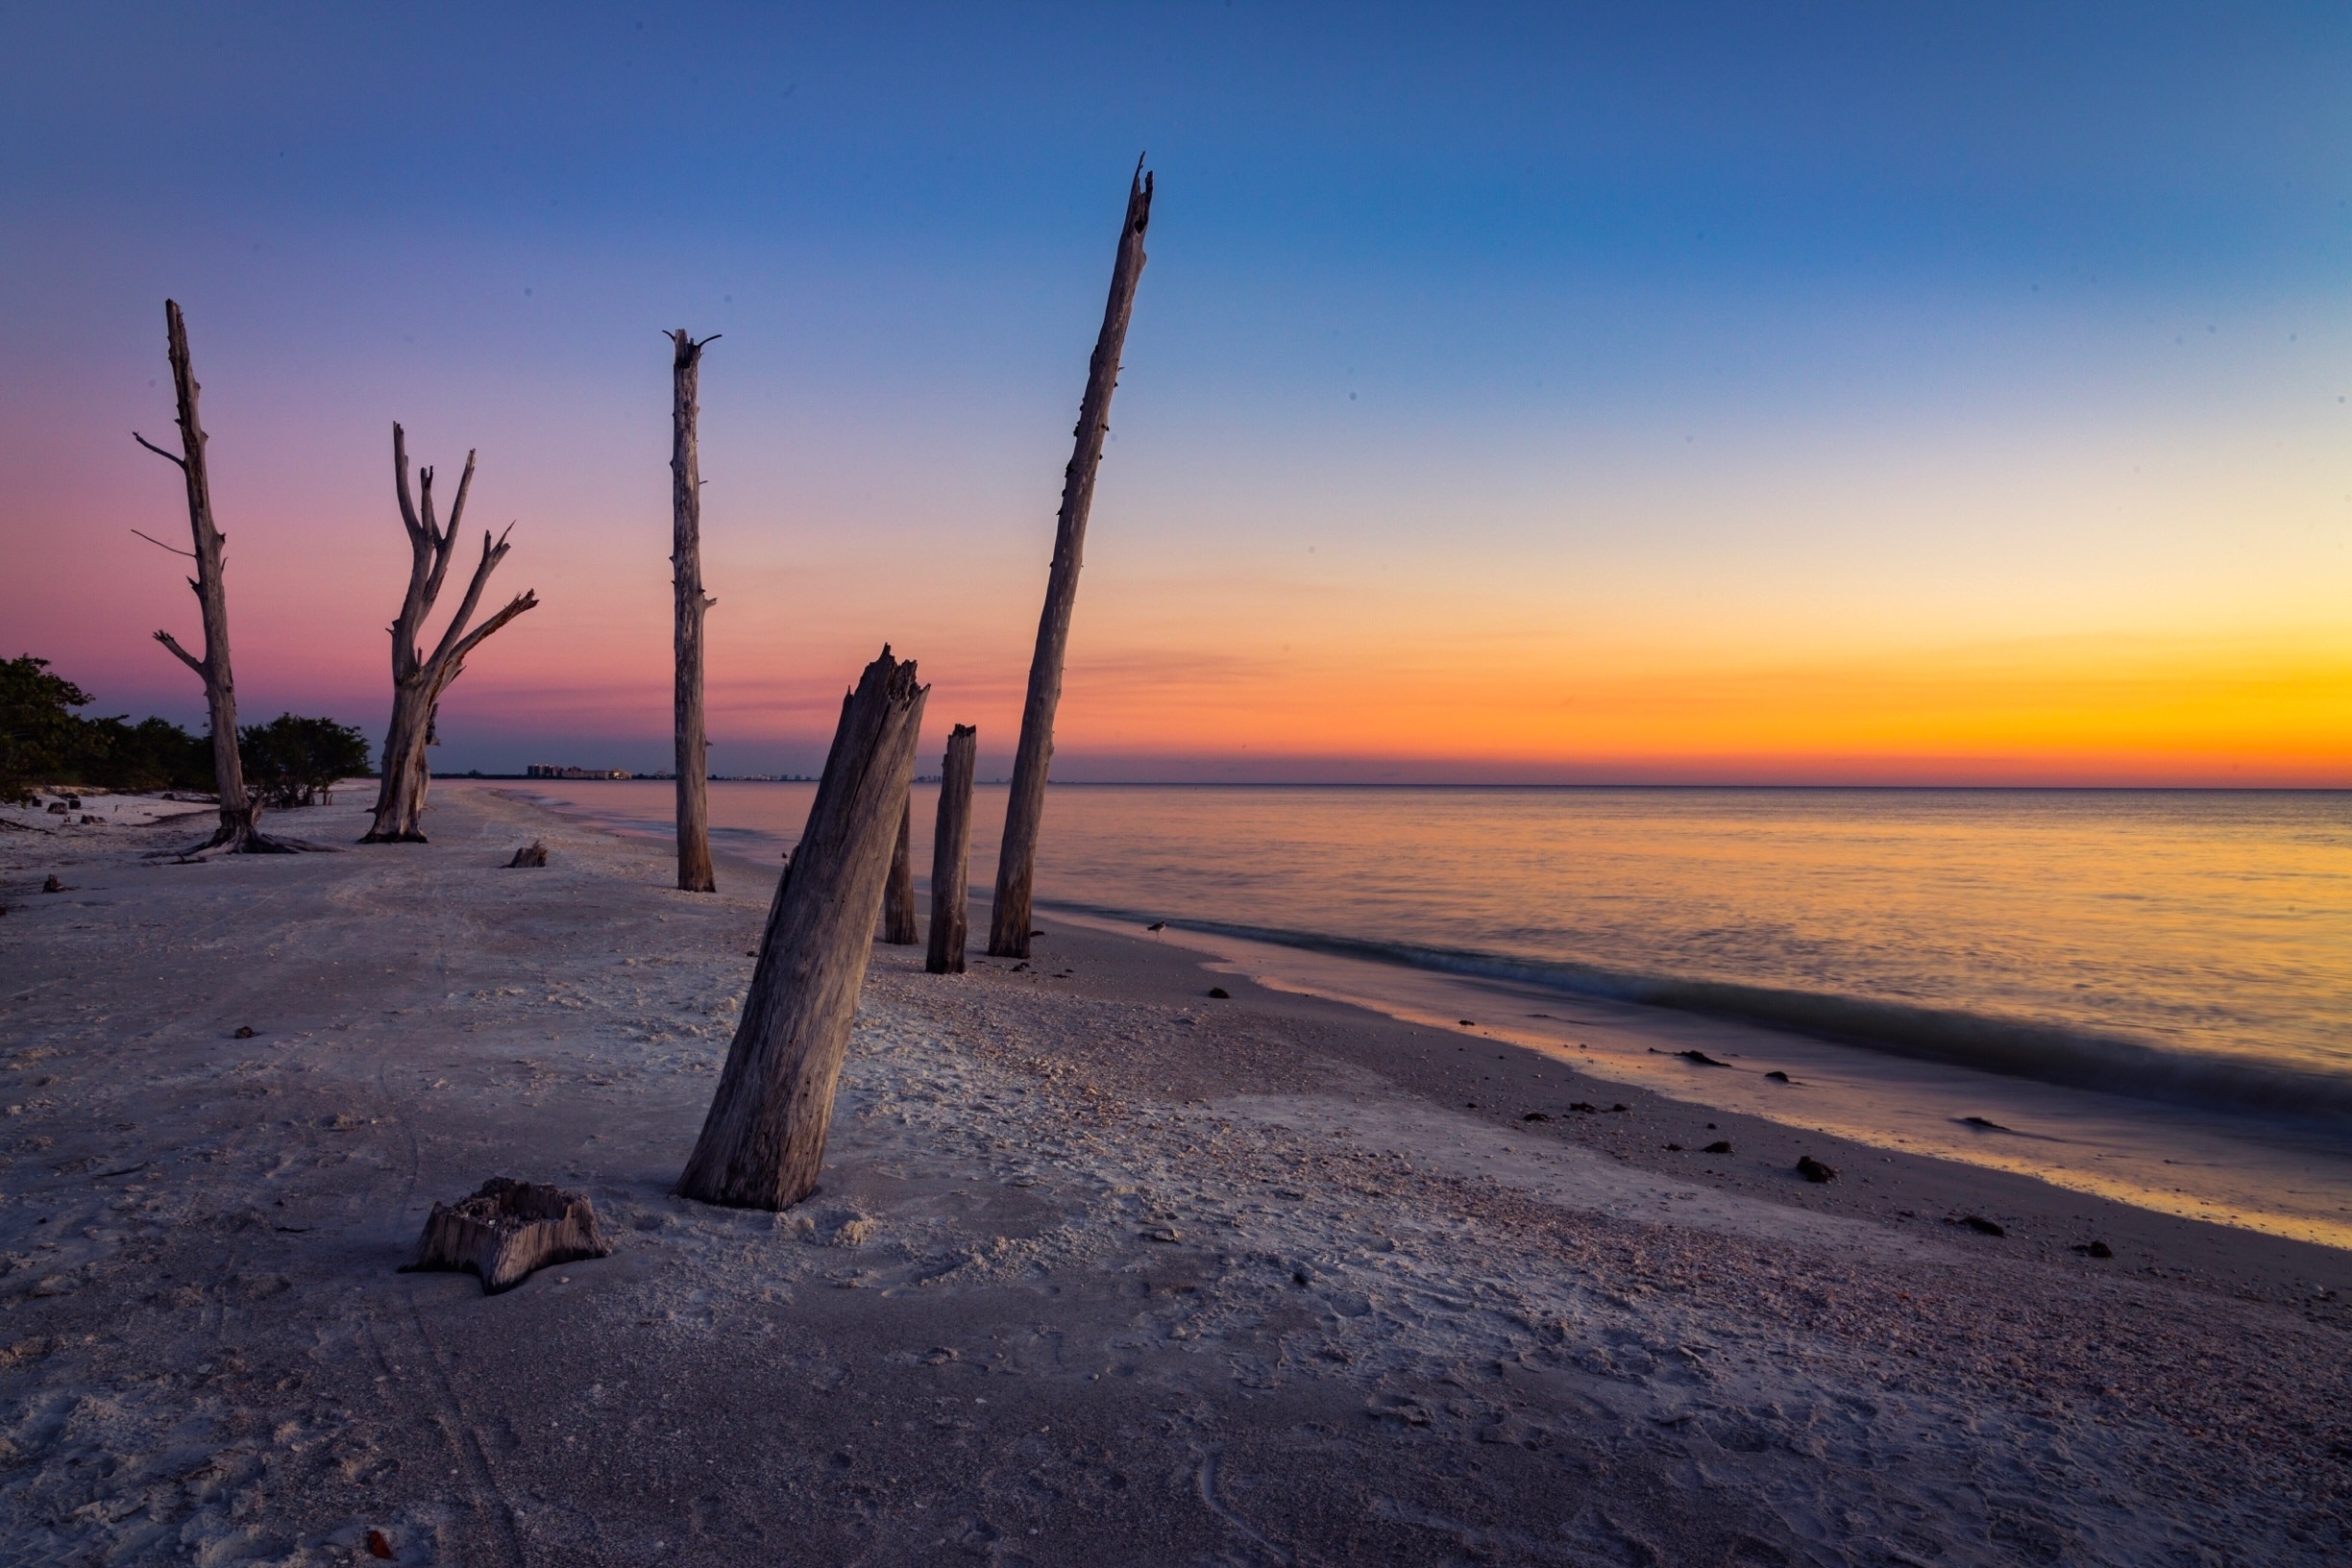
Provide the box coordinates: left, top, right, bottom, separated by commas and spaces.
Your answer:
3, 4, 2347, 784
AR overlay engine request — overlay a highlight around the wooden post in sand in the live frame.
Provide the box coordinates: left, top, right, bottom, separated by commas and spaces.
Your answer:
670, 330, 719, 893
677, 648, 928, 1211
880, 799, 919, 943
988, 161, 1153, 959
133, 300, 283, 855
926, 724, 977, 974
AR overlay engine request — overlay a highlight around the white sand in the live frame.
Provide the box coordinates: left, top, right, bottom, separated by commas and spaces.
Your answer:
1, 786, 2346, 1565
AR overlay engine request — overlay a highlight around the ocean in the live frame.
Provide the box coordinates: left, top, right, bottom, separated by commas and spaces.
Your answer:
497, 779, 2352, 1247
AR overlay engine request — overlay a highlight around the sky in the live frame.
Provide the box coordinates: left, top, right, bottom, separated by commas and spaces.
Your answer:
2, 2, 2347, 784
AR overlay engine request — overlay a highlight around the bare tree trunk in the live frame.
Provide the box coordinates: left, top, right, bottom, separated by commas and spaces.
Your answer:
363, 426, 539, 843
134, 301, 289, 856
990, 161, 1152, 958
671, 330, 718, 893
926, 724, 977, 975
881, 798, 919, 943
677, 648, 928, 1211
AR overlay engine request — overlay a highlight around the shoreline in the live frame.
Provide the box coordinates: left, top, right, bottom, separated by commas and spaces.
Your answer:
515, 778, 2352, 1254
2, 785, 2346, 1563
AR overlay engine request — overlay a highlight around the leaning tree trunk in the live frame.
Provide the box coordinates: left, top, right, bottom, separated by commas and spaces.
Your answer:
134, 301, 287, 855
880, 798, 919, 943
677, 648, 928, 1211
990, 161, 1152, 958
926, 723, 977, 975
362, 425, 539, 843
671, 330, 718, 893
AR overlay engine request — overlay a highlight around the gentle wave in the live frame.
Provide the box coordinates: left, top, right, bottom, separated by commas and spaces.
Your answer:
1042, 899, 2352, 1123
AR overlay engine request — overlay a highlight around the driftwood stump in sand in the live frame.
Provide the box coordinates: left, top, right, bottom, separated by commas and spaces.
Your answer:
677, 648, 928, 1211
133, 301, 292, 856
989, 161, 1153, 959
401, 1178, 612, 1294
926, 724, 977, 974
362, 427, 539, 843
881, 798, 919, 943
670, 329, 719, 894
506, 840, 549, 868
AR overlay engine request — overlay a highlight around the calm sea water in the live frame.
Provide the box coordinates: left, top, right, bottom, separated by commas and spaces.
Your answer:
498, 780, 2352, 1240
520, 782, 2352, 1099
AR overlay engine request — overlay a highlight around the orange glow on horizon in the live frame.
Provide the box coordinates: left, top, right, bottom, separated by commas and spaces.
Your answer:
400, 614, 2352, 786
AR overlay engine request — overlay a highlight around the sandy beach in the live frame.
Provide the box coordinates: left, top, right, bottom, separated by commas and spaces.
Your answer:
3, 784, 2348, 1566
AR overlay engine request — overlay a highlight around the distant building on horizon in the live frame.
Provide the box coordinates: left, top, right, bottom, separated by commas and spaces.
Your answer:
525, 765, 633, 780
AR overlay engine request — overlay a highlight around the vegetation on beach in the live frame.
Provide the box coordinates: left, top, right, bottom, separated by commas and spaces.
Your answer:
0, 653, 367, 807
238, 714, 372, 808
2, 655, 210, 800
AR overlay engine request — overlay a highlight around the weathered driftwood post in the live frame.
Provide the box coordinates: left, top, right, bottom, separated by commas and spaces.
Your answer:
881, 800, 919, 943
670, 329, 718, 893
677, 648, 928, 1210
362, 427, 539, 843
926, 724, 977, 975
989, 161, 1152, 958
133, 300, 283, 855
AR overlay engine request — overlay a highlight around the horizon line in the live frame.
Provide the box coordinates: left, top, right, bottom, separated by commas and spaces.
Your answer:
460, 773, 2352, 795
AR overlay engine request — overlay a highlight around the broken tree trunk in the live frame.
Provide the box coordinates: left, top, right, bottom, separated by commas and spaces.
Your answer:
926, 724, 977, 974
671, 329, 718, 894
133, 300, 287, 856
362, 426, 539, 843
881, 798, 919, 943
989, 160, 1152, 958
677, 648, 928, 1210
400, 1177, 613, 1294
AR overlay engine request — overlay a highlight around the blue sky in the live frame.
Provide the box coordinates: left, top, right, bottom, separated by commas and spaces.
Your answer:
3, 3, 2347, 780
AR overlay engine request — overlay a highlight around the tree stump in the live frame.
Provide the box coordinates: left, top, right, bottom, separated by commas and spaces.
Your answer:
506, 840, 549, 868
677, 648, 928, 1211
881, 797, 919, 943
400, 1178, 612, 1294
926, 724, 976, 974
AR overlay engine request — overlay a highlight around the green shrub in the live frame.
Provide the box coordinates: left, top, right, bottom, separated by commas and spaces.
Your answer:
76, 715, 214, 793
1, 656, 99, 802
239, 714, 372, 808
3, 655, 365, 805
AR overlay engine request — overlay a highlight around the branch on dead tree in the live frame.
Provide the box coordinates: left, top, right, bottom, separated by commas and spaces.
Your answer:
426, 525, 515, 670
132, 528, 195, 558
154, 629, 205, 674
393, 424, 424, 539
416, 451, 477, 617
444, 589, 537, 669
132, 431, 187, 469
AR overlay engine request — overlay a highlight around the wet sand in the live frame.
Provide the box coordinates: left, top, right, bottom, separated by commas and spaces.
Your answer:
2, 785, 2347, 1565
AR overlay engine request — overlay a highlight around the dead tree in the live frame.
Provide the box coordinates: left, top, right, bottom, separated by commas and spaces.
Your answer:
677, 648, 928, 1210
133, 300, 287, 855
671, 330, 718, 893
989, 160, 1152, 957
881, 799, 919, 943
362, 426, 539, 843
926, 724, 977, 974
